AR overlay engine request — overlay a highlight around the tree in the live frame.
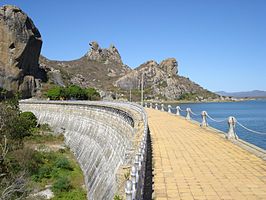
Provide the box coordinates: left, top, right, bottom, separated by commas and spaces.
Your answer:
46, 86, 63, 100
86, 88, 100, 100
65, 85, 87, 100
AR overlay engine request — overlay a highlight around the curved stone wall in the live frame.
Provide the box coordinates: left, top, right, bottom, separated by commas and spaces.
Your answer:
20, 101, 145, 200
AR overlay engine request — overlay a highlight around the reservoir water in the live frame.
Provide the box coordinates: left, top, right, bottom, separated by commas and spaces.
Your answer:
169, 100, 266, 150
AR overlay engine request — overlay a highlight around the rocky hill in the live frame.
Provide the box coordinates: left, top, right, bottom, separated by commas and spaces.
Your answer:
115, 59, 217, 100
0, 4, 219, 101
39, 41, 130, 92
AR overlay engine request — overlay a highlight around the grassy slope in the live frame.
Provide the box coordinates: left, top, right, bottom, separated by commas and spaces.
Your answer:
24, 125, 87, 200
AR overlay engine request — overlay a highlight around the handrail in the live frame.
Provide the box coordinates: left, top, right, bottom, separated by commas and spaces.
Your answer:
125, 102, 148, 200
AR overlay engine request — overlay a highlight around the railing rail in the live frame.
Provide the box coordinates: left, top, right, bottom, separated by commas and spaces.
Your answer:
125, 102, 148, 200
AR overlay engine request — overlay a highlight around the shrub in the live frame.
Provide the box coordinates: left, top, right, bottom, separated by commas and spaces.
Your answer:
55, 157, 73, 170
20, 111, 37, 128
178, 92, 197, 101
46, 86, 63, 100
65, 85, 87, 100
86, 87, 100, 100
52, 176, 72, 193
114, 195, 123, 200
9, 112, 37, 140
52, 188, 87, 200
45, 85, 100, 100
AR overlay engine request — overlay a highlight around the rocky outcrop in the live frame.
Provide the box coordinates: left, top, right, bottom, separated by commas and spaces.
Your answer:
159, 58, 178, 76
40, 52, 130, 90
115, 58, 218, 100
86, 41, 123, 65
0, 5, 46, 98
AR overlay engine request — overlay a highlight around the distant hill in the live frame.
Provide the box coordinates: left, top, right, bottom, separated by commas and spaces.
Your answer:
215, 90, 266, 98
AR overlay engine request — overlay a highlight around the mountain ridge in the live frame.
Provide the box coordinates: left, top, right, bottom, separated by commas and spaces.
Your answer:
215, 90, 266, 98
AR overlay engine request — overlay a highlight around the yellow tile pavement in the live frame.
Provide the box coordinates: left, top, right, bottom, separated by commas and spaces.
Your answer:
146, 108, 266, 200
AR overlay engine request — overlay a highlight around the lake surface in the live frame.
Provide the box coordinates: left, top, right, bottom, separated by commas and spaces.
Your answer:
168, 100, 266, 150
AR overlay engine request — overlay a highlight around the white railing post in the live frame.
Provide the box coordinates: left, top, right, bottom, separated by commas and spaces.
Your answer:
201, 111, 208, 127
227, 116, 238, 139
168, 105, 172, 113
131, 166, 137, 199
186, 108, 191, 120
134, 155, 140, 182
125, 180, 133, 200
176, 106, 180, 116
155, 103, 158, 110
144, 102, 147, 108
150, 102, 153, 108
161, 104, 164, 111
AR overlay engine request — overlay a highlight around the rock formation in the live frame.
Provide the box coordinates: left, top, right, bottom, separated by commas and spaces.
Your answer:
159, 58, 178, 77
115, 58, 217, 100
0, 5, 46, 98
86, 41, 123, 65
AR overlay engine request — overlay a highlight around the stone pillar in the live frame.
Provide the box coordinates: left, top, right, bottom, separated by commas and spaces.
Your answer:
150, 102, 153, 108
176, 106, 180, 116
125, 180, 133, 200
201, 111, 208, 127
144, 102, 147, 108
186, 108, 191, 120
155, 103, 158, 110
168, 105, 172, 113
227, 116, 238, 139
161, 104, 164, 112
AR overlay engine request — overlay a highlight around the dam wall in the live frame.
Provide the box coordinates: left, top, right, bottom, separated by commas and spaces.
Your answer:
20, 100, 147, 200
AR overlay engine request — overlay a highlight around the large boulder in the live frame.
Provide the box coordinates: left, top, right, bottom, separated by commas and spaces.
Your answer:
0, 5, 46, 98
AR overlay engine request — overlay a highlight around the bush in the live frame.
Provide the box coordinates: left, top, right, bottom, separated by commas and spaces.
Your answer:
20, 111, 37, 128
86, 87, 100, 100
52, 176, 72, 193
65, 85, 87, 100
52, 188, 87, 200
55, 157, 73, 170
46, 86, 63, 100
9, 112, 37, 140
178, 92, 197, 101
45, 85, 100, 101
114, 195, 123, 200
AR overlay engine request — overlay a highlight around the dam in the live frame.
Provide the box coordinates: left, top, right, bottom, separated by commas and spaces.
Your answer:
20, 100, 148, 200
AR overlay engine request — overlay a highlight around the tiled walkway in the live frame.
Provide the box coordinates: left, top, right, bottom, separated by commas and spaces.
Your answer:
146, 108, 266, 200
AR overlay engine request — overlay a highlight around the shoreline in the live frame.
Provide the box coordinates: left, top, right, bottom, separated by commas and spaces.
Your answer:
144, 98, 253, 105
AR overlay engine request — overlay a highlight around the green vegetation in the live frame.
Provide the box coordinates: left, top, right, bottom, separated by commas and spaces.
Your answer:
0, 98, 86, 200
178, 92, 198, 101
86, 87, 101, 100
114, 194, 123, 200
46, 84, 100, 100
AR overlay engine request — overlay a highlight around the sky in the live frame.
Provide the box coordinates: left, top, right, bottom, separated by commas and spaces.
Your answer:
1, 0, 265, 92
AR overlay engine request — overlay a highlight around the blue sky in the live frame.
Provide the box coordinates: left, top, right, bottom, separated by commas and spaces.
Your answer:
1, 0, 265, 92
